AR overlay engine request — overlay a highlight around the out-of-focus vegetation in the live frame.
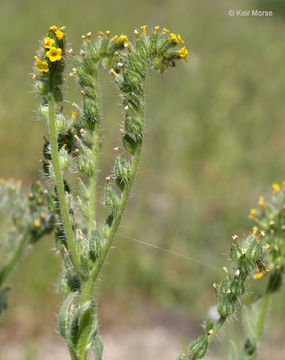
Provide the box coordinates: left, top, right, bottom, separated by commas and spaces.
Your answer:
1, 0, 285, 356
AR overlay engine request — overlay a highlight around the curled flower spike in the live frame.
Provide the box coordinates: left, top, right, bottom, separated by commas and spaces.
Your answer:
178, 46, 188, 62
44, 37, 55, 49
35, 59, 49, 73
46, 47, 62, 62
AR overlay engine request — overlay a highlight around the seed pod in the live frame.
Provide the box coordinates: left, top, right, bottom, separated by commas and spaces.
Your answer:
114, 156, 131, 190
124, 115, 143, 137
230, 242, 243, 261
247, 240, 262, 261
122, 134, 137, 155
188, 335, 208, 360
104, 186, 120, 213
218, 296, 235, 318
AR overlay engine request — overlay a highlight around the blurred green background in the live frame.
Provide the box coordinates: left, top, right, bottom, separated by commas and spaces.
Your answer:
1, 0, 285, 358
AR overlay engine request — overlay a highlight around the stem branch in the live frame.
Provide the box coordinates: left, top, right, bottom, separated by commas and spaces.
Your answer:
0, 227, 30, 286
48, 73, 80, 273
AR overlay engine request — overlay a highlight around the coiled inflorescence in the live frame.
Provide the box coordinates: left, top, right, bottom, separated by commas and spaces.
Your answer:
185, 228, 266, 360
185, 182, 285, 360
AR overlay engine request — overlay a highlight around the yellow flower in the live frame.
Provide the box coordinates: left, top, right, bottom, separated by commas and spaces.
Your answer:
253, 272, 264, 280
116, 34, 129, 44
56, 29, 64, 41
35, 59, 49, 73
134, 29, 140, 39
87, 32, 92, 40
169, 33, 177, 41
250, 208, 257, 215
111, 35, 118, 42
40, 212, 45, 220
141, 25, 147, 35
272, 182, 280, 193
34, 219, 41, 228
59, 26, 66, 33
110, 68, 118, 76
177, 34, 184, 43
154, 26, 160, 34
46, 47, 62, 62
37, 198, 43, 204
162, 28, 170, 35
50, 25, 58, 33
258, 195, 265, 208
105, 30, 110, 38
178, 46, 188, 62
252, 226, 259, 234
98, 31, 104, 37
44, 37, 55, 49
265, 243, 270, 249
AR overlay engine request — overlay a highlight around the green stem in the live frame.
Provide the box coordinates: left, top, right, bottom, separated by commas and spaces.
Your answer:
0, 227, 30, 286
76, 110, 144, 359
207, 318, 225, 343
87, 72, 100, 237
48, 73, 80, 273
91, 139, 143, 283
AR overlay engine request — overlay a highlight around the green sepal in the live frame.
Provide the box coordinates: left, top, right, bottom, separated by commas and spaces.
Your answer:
122, 134, 137, 155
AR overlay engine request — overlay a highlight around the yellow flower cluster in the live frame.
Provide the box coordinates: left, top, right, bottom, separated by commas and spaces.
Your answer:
116, 34, 130, 45
50, 25, 65, 41
169, 33, 184, 43
34, 26, 65, 74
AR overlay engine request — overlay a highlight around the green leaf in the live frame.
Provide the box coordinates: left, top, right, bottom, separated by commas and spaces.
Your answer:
229, 340, 237, 360
242, 306, 257, 345
58, 291, 78, 340
91, 332, 103, 360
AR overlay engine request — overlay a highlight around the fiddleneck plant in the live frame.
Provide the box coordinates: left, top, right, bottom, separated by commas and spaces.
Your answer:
0, 178, 54, 315
183, 182, 285, 360
31, 25, 188, 359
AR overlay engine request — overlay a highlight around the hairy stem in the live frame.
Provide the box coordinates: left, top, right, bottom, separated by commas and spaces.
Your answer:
0, 226, 30, 286
87, 73, 100, 237
48, 73, 80, 273
77, 109, 144, 359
